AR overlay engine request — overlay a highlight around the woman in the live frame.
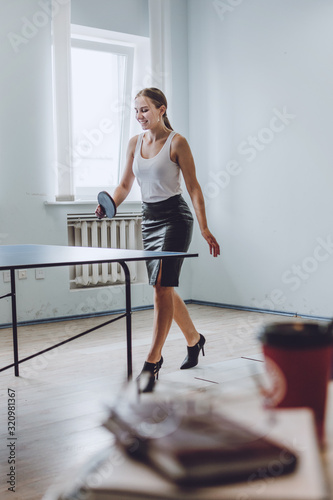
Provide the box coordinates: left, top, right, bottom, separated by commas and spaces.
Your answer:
96, 88, 220, 391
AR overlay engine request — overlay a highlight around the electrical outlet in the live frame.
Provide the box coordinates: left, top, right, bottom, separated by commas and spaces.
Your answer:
35, 269, 45, 280
18, 269, 27, 280
3, 271, 10, 283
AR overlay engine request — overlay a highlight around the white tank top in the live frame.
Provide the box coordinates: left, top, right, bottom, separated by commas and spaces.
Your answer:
132, 131, 182, 203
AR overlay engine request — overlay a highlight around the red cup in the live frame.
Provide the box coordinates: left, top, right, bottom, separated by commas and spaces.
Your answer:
259, 322, 333, 442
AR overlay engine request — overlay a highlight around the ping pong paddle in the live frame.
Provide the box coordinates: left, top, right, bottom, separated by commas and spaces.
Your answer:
97, 191, 117, 219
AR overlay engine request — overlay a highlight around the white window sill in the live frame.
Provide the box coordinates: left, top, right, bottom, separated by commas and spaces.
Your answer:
44, 200, 142, 215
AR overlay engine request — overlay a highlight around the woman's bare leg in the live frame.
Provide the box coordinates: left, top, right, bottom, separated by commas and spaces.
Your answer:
172, 291, 200, 346
146, 263, 174, 363
145, 264, 202, 363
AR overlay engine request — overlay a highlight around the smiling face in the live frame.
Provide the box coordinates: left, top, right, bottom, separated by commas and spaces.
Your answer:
134, 96, 165, 131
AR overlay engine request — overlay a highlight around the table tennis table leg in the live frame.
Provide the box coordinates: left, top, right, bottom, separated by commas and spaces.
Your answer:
10, 269, 20, 377
119, 262, 132, 380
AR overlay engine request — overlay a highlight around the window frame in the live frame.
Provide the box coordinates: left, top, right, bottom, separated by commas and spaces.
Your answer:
52, 22, 144, 202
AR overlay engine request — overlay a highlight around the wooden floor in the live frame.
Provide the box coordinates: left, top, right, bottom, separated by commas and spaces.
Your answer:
0, 305, 304, 500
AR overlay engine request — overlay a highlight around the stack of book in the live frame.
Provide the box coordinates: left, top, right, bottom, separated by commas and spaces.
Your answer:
102, 397, 298, 486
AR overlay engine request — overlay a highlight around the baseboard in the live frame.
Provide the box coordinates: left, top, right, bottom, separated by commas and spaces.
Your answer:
0, 305, 155, 330
186, 300, 331, 323
0, 300, 330, 330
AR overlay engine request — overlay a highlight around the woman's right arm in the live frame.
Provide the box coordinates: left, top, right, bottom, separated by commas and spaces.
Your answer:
112, 135, 138, 206
95, 135, 138, 218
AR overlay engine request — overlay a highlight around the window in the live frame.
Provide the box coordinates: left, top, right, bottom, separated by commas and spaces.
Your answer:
70, 38, 133, 200
52, 21, 150, 202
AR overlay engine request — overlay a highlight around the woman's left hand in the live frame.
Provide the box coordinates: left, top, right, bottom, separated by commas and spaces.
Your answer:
201, 228, 220, 257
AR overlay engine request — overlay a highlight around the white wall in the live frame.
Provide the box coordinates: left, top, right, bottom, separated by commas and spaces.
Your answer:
0, 0, 191, 325
0, 0, 151, 325
188, 0, 333, 318
1, 0, 333, 326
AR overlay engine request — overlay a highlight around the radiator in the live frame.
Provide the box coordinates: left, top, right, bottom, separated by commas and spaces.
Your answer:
67, 214, 143, 289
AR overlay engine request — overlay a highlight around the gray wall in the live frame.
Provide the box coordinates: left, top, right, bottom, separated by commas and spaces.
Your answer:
188, 0, 333, 319
71, 0, 149, 36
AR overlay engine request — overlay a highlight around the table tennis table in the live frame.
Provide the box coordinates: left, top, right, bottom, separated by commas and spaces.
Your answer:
0, 245, 198, 379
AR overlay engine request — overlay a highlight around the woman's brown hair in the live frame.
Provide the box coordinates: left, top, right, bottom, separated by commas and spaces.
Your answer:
135, 87, 173, 131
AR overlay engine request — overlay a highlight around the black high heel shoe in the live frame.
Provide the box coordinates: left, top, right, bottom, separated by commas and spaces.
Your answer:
137, 356, 163, 393
180, 334, 205, 370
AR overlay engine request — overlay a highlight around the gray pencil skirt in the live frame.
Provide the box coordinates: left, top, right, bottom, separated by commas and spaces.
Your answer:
141, 194, 194, 287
